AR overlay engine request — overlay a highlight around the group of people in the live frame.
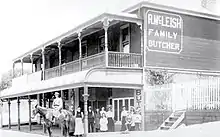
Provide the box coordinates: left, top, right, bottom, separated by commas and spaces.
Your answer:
74, 105, 115, 137
120, 106, 142, 131
51, 92, 142, 137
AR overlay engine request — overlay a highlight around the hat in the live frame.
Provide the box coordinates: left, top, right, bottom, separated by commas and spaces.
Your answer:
55, 92, 60, 95
107, 105, 112, 109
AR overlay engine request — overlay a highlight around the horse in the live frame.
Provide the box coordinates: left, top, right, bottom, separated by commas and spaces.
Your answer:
32, 104, 75, 137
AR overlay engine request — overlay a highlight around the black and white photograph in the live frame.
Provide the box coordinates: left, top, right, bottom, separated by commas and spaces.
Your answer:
0, 0, 220, 137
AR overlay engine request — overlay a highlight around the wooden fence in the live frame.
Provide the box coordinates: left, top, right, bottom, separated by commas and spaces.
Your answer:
147, 76, 220, 111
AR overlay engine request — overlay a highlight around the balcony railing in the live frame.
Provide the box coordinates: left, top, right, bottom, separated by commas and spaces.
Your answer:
108, 51, 142, 68
61, 60, 80, 75
45, 66, 60, 80
82, 52, 105, 70
43, 51, 142, 80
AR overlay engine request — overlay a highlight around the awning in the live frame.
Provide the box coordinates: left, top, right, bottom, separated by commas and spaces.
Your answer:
0, 69, 90, 98
0, 68, 143, 99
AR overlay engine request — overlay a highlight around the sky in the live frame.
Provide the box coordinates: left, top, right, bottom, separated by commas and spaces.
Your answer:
0, 0, 219, 78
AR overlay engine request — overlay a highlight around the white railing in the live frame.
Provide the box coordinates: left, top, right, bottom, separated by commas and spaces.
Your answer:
146, 77, 220, 111
81, 52, 105, 70
14, 51, 143, 81
45, 66, 60, 80
27, 71, 42, 84
173, 77, 220, 111
108, 51, 142, 68
186, 77, 220, 110
61, 60, 80, 75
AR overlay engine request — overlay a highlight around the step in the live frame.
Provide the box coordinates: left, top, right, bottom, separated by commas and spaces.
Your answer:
169, 116, 179, 122
173, 113, 183, 117
168, 117, 179, 122
160, 126, 170, 130
164, 121, 175, 127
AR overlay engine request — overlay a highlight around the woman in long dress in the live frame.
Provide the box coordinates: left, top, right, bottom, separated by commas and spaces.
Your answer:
128, 107, 135, 131
100, 107, 106, 116
106, 105, 115, 132
120, 106, 128, 131
100, 113, 108, 132
94, 108, 101, 132
74, 107, 84, 137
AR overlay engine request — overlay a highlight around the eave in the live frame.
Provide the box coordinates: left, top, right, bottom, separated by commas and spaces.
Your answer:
122, 1, 220, 21
12, 12, 142, 63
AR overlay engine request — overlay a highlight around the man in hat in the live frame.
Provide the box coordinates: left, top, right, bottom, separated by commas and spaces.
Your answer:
88, 106, 95, 132
52, 92, 63, 123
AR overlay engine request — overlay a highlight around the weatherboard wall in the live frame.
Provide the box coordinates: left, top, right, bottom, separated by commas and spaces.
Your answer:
142, 7, 220, 71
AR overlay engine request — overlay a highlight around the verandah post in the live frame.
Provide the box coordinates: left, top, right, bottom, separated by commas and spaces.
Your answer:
0, 99, 3, 128
103, 18, 109, 67
12, 62, 15, 78
21, 59, 24, 76
58, 42, 62, 76
42, 93, 46, 133
28, 95, 32, 131
30, 53, 34, 73
78, 32, 82, 71
17, 97, 21, 131
83, 86, 89, 137
41, 48, 45, 80
8, 98, 11, 129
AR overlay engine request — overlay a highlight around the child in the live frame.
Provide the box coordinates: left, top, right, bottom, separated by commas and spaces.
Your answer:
126, 112, 133, 131
100, 113, 108, 132
134, 108, 142, 131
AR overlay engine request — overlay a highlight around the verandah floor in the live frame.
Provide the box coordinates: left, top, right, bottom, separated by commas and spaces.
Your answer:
2, 121, 220, 137
2, 123, 122, 137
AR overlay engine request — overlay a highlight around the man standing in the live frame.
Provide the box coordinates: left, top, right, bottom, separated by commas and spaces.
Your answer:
88, 106, 95, 133
52, 92, 63, 123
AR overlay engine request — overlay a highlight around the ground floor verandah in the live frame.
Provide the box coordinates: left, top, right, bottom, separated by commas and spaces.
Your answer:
0, 86, 143, 136
2, 68, 220, 135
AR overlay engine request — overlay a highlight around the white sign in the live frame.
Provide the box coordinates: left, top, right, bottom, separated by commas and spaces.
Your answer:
146, 10, 183, 54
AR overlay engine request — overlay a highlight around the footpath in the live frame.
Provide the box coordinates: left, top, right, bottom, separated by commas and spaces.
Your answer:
1, 121, 220, 137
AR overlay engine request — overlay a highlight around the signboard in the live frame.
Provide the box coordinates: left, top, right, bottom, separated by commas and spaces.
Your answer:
135, 90, 142, 107
146, 10, 183, 54
144, 8, 220, 71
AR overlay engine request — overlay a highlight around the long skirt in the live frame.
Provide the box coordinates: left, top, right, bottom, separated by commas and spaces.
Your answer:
74, 118, 84, 135
107, 118, 115, 132
94, 118, 100, 130
121, 116, 126, 131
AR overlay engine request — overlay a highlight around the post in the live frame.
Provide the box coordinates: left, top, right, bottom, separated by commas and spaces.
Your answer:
58, 42, 62, 76
42, 93, 46, 133
103, 18, 109, 67
17, 97, 20, 130
75, 88, 79, 110
28, 95, 32, 131
0, 100, 3, 128
37, 94, 41, 124
140, 23, 146, 131
12, 62, 15, 78
83, 86, 89, 137
8, 99, 11, 129
41, 48, 45, 80
30, 53, 34, 73
78, 32, 82, 71
21, 59, 24, 75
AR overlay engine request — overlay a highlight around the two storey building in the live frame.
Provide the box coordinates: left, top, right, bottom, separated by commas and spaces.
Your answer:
1, 1, 220, 136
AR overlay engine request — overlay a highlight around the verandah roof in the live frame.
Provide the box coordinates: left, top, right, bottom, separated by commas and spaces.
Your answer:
0, 68, 143, 99
0, 69, 90, 98
12, 12, 142, 63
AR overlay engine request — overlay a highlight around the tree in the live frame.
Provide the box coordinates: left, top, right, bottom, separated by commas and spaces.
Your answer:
146, 69, 176, 110
146, 69, 175, 86
0, 68, 29, 91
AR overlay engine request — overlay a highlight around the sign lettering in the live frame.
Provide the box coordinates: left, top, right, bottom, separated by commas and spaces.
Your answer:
146, 10, 183, 53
